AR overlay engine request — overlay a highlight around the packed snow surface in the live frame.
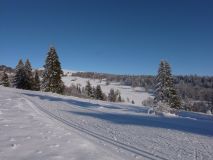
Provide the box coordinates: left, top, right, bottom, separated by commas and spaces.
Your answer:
0, 87, 213, 160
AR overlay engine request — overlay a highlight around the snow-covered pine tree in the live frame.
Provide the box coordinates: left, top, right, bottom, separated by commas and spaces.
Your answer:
85, 81, 92, 97
154, 61, 166, 103
95, 85, 104, 100
13, 59, 28, 89
108, 88, 116, 102
169, 87, 181, 109
33, 70, 40, 91
117, 94, 122, 102
164, 61, 181, 109
1, 70, 10, 87
154, 60, 181, 111
24, 59, 34, 90
91, 86, 96, 98
41, 47, 64, 94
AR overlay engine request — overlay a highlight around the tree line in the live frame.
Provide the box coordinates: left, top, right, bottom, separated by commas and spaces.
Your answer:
0, 47, 212, 113
72, 66, 213, 113
0, 47, 124, 103
0, 47, 64, 94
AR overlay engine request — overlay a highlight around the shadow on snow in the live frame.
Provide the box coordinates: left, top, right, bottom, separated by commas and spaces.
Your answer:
23, 93, 213, 137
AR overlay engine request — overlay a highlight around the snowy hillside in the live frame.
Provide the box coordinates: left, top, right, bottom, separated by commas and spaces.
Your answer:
62, 69, 153, 105
0, 86, 213, 160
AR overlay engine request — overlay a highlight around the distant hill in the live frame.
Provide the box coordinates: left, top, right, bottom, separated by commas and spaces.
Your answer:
0, 65, 14, 73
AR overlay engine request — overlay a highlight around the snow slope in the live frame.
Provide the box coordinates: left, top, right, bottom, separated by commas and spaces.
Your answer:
0, 87, 213, 160
62, 71, 152, 106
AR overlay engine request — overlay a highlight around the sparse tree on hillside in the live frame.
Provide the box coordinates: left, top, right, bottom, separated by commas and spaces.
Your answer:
1, 70, 10, 87
41, 47, 64, 94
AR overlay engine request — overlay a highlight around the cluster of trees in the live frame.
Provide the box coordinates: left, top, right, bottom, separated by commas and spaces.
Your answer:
84, 81, 105, 100
84, 81, 123, 102
108, 88, 122, 102
1, 47, 64, 94
13, 59, 40, 90
63, 81, 123, 103
0, 70, 10, 87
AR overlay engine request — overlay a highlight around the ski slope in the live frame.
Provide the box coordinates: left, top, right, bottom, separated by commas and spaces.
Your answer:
0, 87, 213, 160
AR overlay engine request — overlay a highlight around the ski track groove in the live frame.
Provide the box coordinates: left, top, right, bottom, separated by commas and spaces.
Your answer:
24, 96, 168, 160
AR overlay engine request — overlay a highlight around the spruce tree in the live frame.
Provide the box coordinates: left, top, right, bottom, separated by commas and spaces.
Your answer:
24, 59, 34, 90
91, 86, 96, 98
95, 85, 104, 100
85, 81, 92, 97
1, 70, 10, 87
41, 47, 64, 94
117, 94, 122, 102
13, 59, 28, 89
108, 89, 116, 102
33, 70, 40, 91
154, 60, 181, 110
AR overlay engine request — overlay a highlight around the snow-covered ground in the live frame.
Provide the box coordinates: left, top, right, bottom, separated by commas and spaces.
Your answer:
62, 70, 153, 105
0, 87, 213, 160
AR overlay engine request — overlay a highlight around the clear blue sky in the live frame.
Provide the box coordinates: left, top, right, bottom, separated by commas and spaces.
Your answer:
0, 0, 212, 75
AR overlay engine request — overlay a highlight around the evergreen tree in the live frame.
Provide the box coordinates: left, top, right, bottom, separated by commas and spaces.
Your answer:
95, 85, 104, 100
85, 81, 92, 97
108, 88, 116, 102
91, 86, 96, 98
154, 60, 181, 110
169, 88, 181, 109
13, 59, 28, 89
117, 94, 122, 102
41, 47, 64, 94
33, 70, 40, 91
1, 70, 10, 87
24, 59, 34, 90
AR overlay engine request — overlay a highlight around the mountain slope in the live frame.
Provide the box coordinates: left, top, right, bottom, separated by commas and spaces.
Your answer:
62, 70, 153, 106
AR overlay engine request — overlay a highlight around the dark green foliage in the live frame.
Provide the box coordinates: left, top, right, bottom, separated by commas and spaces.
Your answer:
1, 71, 10, 87
91, 86, 96, 98
33, 70, 40, 91
13, 59, 28, 89
155, 60, 181, 110
95, 85, 104, 100
41, 47, 64, 94
108, 89, 116, 102
24, 59, 34, 90
85, 81, 92, 97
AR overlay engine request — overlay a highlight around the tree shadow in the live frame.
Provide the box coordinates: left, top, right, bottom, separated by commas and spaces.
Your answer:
65, 110, 213, 137
23, 93, 213, 136
23, 93, 102, 108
